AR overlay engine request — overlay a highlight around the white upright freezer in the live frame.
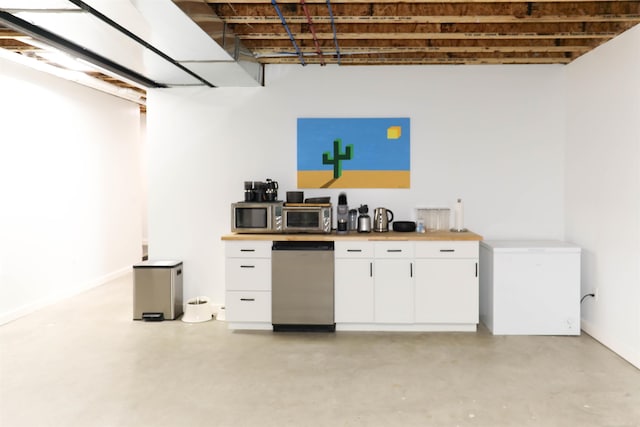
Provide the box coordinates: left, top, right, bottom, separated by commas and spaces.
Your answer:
479, 241, 581, 335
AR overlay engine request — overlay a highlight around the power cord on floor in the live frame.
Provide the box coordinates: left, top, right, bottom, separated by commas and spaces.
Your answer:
581, 293, 595, 303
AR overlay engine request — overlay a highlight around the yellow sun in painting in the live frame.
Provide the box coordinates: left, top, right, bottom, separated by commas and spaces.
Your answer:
387, 126, 402, 139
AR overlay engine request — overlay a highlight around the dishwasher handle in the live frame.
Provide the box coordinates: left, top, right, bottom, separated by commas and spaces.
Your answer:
272, 241, 334, 251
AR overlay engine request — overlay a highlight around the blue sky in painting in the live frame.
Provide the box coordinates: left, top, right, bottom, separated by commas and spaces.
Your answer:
297, 118, 410, 171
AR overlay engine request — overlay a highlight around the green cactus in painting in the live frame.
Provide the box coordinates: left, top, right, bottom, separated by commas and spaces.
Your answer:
322, 138, 354, 179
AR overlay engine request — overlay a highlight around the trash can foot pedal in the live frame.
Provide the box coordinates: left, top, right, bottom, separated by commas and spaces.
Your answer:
142, 312, 164, 321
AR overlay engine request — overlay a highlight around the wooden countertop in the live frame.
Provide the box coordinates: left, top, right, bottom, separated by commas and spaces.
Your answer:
221, 230, 483, 241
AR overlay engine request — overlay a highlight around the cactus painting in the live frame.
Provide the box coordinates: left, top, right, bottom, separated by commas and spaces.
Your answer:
297, 117, 410, 189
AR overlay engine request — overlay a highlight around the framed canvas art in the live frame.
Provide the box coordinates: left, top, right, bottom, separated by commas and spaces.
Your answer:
297, 118, 410, 188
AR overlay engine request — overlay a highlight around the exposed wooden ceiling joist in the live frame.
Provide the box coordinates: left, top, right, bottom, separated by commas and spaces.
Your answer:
220, 14, 640, 24
182, 0, 639, 65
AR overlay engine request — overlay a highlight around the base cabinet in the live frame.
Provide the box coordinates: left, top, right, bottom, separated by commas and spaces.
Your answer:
224, 241, 272, 329
414, 242, 479, 325
334, 240, 478, 331
224, 238, 480, 332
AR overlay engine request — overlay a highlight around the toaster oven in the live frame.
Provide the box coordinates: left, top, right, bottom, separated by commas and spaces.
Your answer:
282, 205, 332, 234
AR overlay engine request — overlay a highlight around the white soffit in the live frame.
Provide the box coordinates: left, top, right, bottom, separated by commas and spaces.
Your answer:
2, 0, 263, 87
0, 0, 76, 8
129, 0, 232, 62
13, 6, 202, 86
183, 61, 263, 87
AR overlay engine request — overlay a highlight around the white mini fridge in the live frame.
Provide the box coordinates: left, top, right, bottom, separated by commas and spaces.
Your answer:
479, 241, 581, 335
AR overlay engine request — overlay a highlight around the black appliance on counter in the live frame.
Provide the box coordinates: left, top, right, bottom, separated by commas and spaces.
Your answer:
244, 179, 278, 202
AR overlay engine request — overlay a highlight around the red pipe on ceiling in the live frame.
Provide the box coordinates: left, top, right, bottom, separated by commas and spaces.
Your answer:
300, 0, 326, 66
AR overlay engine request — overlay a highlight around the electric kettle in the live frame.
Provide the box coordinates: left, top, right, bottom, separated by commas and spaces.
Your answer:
373, 207, 394, 232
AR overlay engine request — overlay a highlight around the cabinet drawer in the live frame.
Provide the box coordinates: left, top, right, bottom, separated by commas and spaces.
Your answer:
225, 291, 271, 322
374, 241, 414, 258
226, 258, 271, 291
225, 241, 272, 258
335, 241, 374, 258
415, 241, 478, 258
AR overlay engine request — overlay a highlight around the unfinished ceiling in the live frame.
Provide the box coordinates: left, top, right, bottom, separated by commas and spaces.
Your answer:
177, 0, 640, 65
1, 0, 638, 109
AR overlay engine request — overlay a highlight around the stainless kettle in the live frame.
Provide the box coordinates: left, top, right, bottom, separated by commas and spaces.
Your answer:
373, 207, 394, 232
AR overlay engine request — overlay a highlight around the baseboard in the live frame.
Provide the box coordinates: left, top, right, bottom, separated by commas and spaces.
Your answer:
581, 318, 640, 370
0, 266, 132, 326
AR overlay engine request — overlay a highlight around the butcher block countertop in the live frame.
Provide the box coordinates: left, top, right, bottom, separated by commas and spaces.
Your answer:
221, 230, 482, 241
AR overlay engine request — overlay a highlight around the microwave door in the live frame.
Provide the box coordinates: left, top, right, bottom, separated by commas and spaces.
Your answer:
237, 208, 268, 228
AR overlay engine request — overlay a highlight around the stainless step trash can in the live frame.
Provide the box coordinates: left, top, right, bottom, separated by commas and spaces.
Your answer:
133, 260, 183, 321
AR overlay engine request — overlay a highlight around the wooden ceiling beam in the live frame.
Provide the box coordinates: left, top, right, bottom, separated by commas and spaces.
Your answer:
261, 56, 573, 64
251, 45, 591, 54
221, 15, 640, 24
238, 31, 616, 40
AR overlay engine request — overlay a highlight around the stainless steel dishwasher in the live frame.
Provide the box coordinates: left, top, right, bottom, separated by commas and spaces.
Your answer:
272, 241, 335, 331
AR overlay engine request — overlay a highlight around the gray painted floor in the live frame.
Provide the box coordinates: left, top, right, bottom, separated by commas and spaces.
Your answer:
1, 274, 639, 427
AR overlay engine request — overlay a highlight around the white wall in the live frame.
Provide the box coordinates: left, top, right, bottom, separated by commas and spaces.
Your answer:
147, 65, 566, 304
565, 25, 640, 368
0, 57, 143, 324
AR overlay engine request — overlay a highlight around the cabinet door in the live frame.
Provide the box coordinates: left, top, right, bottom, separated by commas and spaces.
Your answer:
374, 259, 414, 323
414, 259, 478, 324
335, 259, 374, 323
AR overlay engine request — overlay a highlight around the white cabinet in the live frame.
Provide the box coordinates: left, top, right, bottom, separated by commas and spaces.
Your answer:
224, 237, 482, 332
374, 242, 414, 324
414, 242, 479, 325
334, 240, 479, 331
334, 242, 374, 323
225, 241, 272, 329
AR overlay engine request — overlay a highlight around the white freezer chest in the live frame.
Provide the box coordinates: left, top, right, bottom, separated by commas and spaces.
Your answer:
479, 241, 581, 335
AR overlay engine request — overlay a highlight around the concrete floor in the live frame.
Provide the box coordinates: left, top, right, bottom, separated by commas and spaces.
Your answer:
1, 274, 639, 427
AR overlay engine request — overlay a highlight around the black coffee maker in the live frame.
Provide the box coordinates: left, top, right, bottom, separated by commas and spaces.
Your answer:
244, 179, 278, 202
265, 179, 278, 201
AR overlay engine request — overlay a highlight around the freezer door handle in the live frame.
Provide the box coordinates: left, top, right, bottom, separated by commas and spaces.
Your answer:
240, 298, 255, 302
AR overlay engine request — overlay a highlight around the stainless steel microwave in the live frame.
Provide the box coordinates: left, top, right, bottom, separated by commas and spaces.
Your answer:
282, 205, 332, 234
231, 202, 283, 233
